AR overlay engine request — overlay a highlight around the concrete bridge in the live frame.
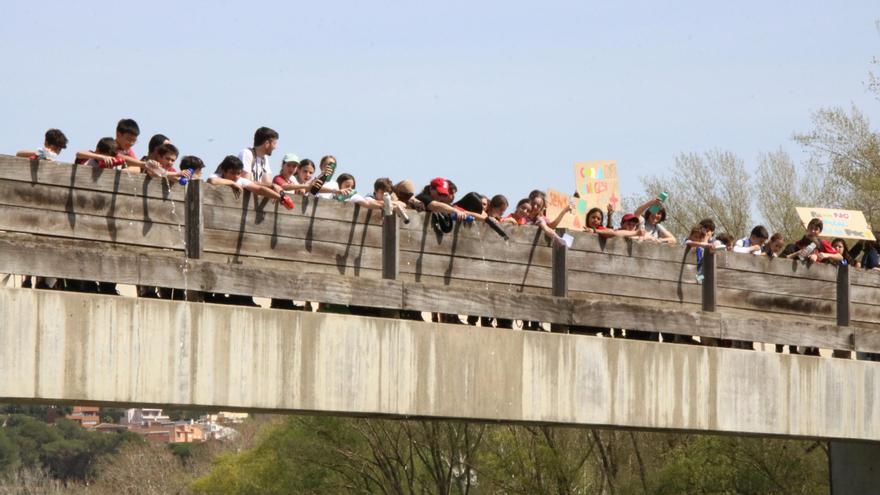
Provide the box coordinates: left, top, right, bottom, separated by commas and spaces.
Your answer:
0, 155, 878, 490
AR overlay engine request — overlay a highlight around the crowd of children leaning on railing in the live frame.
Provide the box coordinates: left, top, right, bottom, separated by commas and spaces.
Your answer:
11, 120, 880, 361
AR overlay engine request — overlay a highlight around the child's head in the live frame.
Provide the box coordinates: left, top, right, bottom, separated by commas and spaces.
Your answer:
44, 129, 68, 153
767, 233, 785, 254
155, 143, 179, 169
179, 156, 205, 178
217, 155, 244, 180
479, 194, 489, 212
373, 177, 393, 198
619, 213, 639, 231
527, 190, 546, 216
296, 158, 315, 183
115, 119, 140, 151
253, 127, 279, 155
429, 177, 454, 203
147, 134, 170, 159
514, 198, 531, 218
337, 173, 356, 191
586, 207, 604, 229
643, 203, 667, 225
749, 225, 769, 245
280, 153, 300, 177
831, 238, 848, 256
807, 218, 823, 239
95, 137, 119, 157
394, 180, 416, 203
487, 194, 508, 218
319, 155, 337, 175
688, 226, 707, 242
716, 233, 734, 250
698, 218, 716, 237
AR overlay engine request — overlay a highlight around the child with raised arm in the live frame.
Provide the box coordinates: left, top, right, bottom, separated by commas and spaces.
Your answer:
16, 129, 68, 161
76, 119, 144, 170
79, 137, 138, 171
639, 201, 676, 243
207, 155, 293, 209
733, 225, 769, 255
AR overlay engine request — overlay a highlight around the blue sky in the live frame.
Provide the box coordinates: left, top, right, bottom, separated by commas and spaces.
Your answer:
1, 0, 877, 205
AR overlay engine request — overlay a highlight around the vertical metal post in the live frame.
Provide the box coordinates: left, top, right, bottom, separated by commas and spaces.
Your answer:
382, 207, 399, 280
702, 250, 716, 312
185, 180, 203, 302
551, 229, 568, 333
837, 263, 851, 327
552, 230, 568, 297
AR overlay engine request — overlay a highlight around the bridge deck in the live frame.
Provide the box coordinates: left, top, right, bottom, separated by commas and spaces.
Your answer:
1, 287, 877, 441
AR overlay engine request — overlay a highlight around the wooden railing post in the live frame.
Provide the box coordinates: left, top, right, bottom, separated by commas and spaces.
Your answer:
185, 180, 203, 301
382, 204, 399, 280
551, 229, 568, 333
702, 249, 716, 312
552, 230, 567, 297
837, 263, 850, 327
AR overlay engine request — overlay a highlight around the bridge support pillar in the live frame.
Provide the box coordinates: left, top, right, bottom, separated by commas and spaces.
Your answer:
829, 441, 880, 494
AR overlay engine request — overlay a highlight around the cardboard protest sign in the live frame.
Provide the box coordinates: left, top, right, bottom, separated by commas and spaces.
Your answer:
546, 188, 587, 230
574, 161, 621, 211
795, 207, 876, 241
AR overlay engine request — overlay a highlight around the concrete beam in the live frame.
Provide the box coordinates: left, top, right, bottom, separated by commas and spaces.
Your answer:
0, 288, 878, 441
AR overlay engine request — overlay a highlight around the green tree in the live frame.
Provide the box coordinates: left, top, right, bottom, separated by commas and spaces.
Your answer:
793, 105, 880, 226
753, 148, 832, 243
640, 150, 753, 238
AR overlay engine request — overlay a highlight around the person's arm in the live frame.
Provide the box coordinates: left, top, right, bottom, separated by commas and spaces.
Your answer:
546, 204, 573, 229
732, 240, 762, 254
535, 217, 565, 246
206, 176, 244, 192
243, 182, 281, 200
817, 251, 843, 262
605, 203, 615, 229
16, 150, 37, 158
76, 151, 115, 167
633, 198, 660, 219
655, 224, 677, 244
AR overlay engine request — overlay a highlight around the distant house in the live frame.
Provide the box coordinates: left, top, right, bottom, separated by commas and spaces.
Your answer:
67, 406, 100, 428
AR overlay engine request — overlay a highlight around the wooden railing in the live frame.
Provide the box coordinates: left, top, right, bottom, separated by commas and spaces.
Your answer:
1, 155, 878, 354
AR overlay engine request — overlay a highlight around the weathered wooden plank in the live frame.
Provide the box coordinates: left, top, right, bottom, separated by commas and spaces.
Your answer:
0, 155, 185, 201
568, 234, 699, 264
0, 178, 185, 226
717, 287, 835, 319
715, 268, 838, 301
185, 180, 203, 260
718, 314, 853, 351
568, 250, 699, 285
2, 232, 876, 352
717, 252, 839, 282
203, 228, 554, 290
0, 204, 184, 250
202, 187, 386, 225
569, 271, 701, 305
850, 268, 880, 289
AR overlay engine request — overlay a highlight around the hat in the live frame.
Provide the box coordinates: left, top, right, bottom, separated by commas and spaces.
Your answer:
621, 213, 638, 223
395, 179, 415, 195
430, 177, 451, 195
281, 153, 300, 165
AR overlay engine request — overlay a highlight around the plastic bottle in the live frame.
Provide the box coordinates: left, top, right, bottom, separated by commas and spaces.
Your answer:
649, 191, 669, 214
310, 160, 337, 195
178, 168, 195, 186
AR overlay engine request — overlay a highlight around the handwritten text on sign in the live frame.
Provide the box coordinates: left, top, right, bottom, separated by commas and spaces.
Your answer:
574, 161, 620, 210
795, 207, 876, 241
546, 188, 587, 230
